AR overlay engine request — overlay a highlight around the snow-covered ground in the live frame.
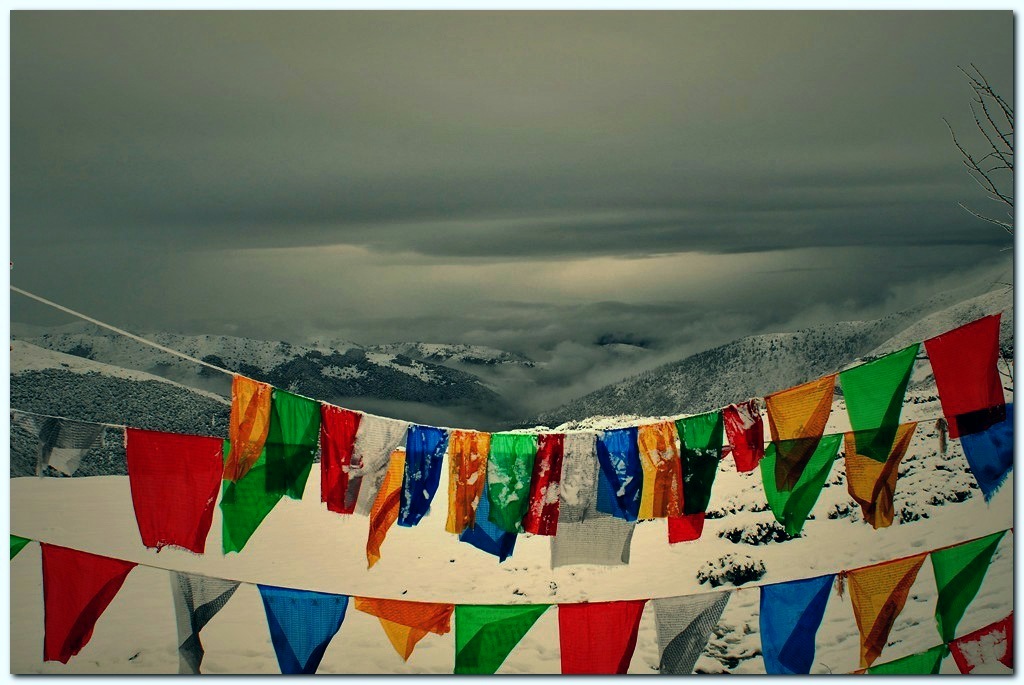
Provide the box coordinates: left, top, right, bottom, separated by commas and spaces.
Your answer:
9, 382, 1013, 674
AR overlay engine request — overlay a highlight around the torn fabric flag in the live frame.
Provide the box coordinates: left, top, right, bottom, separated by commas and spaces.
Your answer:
677, 411, 724, 515
839, 343, 919, 462
924, 314, 1006, 438
668, 512, 706, 543
558, 433, 599, 524
454, 604, 549, 674
11, 535, 30, 559
652, 591, 730, 674
765, 375, 836, 490
865, 644, 948, 675
723, 400, 765, 473
220, 440, 284, 554
41, 544, 137, 664
844, 422, 917, 529
11, 411, 104, 476
398, 425, 449, 527
353, 597, 454, 661
558, 599, 646, 674
460, 477, 517, 562
265, 388, 321, 500
170, 571, 240, 674
445, 430, 491, 534
847, 553, 927, 668
761, 433, 842, 537
931, 530, 1006, 643
637, 421, 683, 519
225, 375, 272, 482
487, 433, 539, 533
366, 449, 405, 568
949, 613, 1013, 674
351, 415, 411, 516
523, 434, 564, 535
126, 428, 223, 554
959, 403, 1014, 501
759, 574, 835, 675
258, 584, 349, 674
595, 427, 643, 522
319, 404, 362, 514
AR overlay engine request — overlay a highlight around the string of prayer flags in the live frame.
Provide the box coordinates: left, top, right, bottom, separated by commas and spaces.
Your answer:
677, 411, 724, 515
486, 433, 539, 533
354, 597, 454, 661
558, 433, 599, 524
351, 416, 411, 516
522, 434, 564, 535
864, 644, 948, 675
839, 343, 919, 462
41, 544, 137, 664
668, 512, 707, 544
170, 572, 240, 674
258, 585, 349, 674
931, 531, 1006, 643
459, 478, 517, 562
847, 553, 928, 668
949, 613, 1013, 674
319, 405, 362, 514
11, 535, 31, 559
558, 599, 646, 674
959, 403, 1014, 501
454, 604, 550, 674
398, 425, 449, 527
445, 431, 491, 535
765, 375, 836, 490
723, 400, 765, 473
595, 427, 643, 522
652, 591, 730, 675
225, 375, 271, 482
637, 421, 683, 519
11, 411, 104, 476
761, 433, 843, 536
759, 574, 835, 674
220, 441, 284, 554
844, 422, 917, 529
125, 429, 223, 554
366, 450, 405, 569
265, 389, 321, 500
924, 314, 1005, 438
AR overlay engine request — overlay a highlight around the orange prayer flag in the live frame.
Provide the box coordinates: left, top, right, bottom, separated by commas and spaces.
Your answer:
224, 375, 272, 482
848, 554, 927, 668
354, 597, 454, 661
445, 431, 491, 535
637, 421, 683, 518
844, 423, 917, 529
765, 375, 835, 490
366, 450, 405, 569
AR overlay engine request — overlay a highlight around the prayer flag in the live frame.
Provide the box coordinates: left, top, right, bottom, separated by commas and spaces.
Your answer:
668, 512, 706, 543
595, 427, 643, 522
839, 344, 919, 462
487, 433, 539, 533
366, 449, 405, 568
931, 531, 1006, 643
41, 544, 137, 663
637, 421, 683, 519
723, 400, 765, 473
550, 456, 636, 567
170, 571, 240, 674
354, 597, 454, 661
460, 478, 517, 562
766, 375, 836, 490
445, 431, 491, 534
865, 644, 948, 675
351, 416, 411, 515
677, 411, 724, 515
959, 403, 1014, 501
924, 314, 1005, 438
949, 613, 1013, 674
523, 434, 564, 535
126, 428, 223, 554
11, 535, 30, 559
558, 433, 599, 524
11, 411, 104, 476
558, 599, 646, 674
319, 405, 362, 514
225, 375, 272, 482
844, 422, 917, 529
258, 585, 349, 674
759, 574, 834, 674
220, 440, 284, 554
265, 388, 321, 500
454, 604, 549, 674
398, 425, 449, 527
652, 591, 730, 674
847, 554, 927, 668
761, 433, 842, 536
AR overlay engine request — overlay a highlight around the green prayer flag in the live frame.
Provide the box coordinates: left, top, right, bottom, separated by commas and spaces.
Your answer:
676, 411, 724, 515
455, 604, 549, 674
761, 433, 842, 536
839, 344, 918, 462
866, 644, 948, 674
931, 531, 1006, 643
221, 440, 285, 554
10, 535, 30, 559
487, 433, 539, 533
266, 389, 321, 500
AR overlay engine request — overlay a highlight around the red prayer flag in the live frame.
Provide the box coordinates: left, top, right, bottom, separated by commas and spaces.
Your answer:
668, 511, 706, 543
724, 399, 765, 472
924, 314, 1005, 438
523, 433, 564, 536
558, 599, 646, 674
950, 613, 1013, 673
320, 405, 363, 514
41, 544, 137, 664
126, 428, 224, 554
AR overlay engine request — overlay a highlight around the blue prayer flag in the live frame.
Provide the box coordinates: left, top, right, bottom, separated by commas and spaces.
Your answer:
460, 479, 517, 561
398, 425, 449, 527
594, 427, 643, 522
257, 585, 349, 674
759, 574, 835, 674
960, 403, 1013, 501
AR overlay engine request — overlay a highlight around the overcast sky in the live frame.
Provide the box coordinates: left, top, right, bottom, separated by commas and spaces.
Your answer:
11, 11, 1014, 389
